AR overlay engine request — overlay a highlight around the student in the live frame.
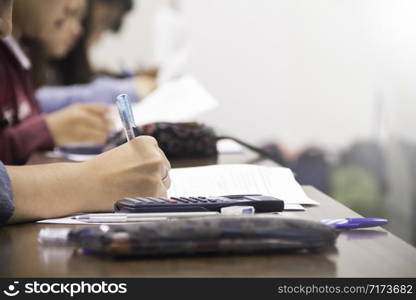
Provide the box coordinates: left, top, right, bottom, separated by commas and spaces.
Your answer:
33, 0, 157, 113
0, 0, 112, 165
0, 0, 171, 225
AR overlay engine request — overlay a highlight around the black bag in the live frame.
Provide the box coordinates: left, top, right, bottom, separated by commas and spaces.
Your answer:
107, 122, 218, 158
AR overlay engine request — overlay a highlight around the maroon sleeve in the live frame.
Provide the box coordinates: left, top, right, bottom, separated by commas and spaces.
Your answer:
0, 42, 55, 165
0, 115, 55, 165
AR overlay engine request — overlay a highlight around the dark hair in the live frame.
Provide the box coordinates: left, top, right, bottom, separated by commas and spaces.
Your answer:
23, 37, 49, 89
100, 0, 134, 32
101, 0, 134, 12
35, 0, 134, 86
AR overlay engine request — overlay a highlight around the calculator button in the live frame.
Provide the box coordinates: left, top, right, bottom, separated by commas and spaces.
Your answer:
166, 199, 178, 203
125, 197, 141, 202
148, 197, 165, 203
175, 199, 190, 203
137, 198, 155, 203
180, 197, 196, 203
156, 197, 169, 204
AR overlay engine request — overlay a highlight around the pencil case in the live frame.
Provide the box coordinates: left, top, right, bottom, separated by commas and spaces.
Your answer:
60, 216, 338, 258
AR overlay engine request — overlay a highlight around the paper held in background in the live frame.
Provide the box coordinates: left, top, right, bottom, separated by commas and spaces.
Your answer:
168, 164, 319, 207
111, 75, 218, 130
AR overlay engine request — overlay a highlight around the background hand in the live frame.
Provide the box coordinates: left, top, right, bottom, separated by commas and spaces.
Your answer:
45, 103, 111, 145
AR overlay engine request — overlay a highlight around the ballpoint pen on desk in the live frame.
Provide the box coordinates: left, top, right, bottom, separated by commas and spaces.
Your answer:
71, 212, 220, 223
321, 218, 388, 229
116, 94, 138, 141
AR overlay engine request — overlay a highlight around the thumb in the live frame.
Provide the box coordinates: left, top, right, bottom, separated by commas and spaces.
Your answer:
80, 103, 110, 116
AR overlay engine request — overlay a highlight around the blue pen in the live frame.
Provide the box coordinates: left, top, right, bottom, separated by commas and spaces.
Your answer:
321, 218, 388, 229
116, 94, 137, 141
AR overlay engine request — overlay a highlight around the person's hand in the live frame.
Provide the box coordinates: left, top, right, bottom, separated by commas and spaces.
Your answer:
45, 103, 111, 146
81, 136, 171, 212
136, 75, 157, 98
6, 136, 171, 223
137, 66, 159, 77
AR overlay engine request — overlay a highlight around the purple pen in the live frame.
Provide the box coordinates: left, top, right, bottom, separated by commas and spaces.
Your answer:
320, 218, 388, 229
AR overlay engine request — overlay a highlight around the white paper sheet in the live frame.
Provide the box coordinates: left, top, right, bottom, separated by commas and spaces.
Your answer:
168, 164, 319, 206
111, 75, 218, 130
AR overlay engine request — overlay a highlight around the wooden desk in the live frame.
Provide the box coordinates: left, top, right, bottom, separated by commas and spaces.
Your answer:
1, 152, 415, 277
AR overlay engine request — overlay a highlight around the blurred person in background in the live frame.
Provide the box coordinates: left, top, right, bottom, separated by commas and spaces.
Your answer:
0, 0, 171, 225
0, 0, 111, 165
34, 0, 157, 114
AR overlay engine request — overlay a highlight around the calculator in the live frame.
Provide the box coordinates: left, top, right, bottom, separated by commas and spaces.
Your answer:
114, 195, 284, 213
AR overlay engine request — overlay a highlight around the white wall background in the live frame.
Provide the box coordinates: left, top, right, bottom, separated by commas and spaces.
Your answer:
91, 0, 416, 152
90, 0, 161, 71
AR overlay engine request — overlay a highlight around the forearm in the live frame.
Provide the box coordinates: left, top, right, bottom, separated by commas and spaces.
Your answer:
37, 77, 140, 113
1, 137, 169, 224
6, 162, 105, 223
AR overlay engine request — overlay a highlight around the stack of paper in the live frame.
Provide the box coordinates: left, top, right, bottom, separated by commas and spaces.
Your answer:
168, 164, 319, 209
